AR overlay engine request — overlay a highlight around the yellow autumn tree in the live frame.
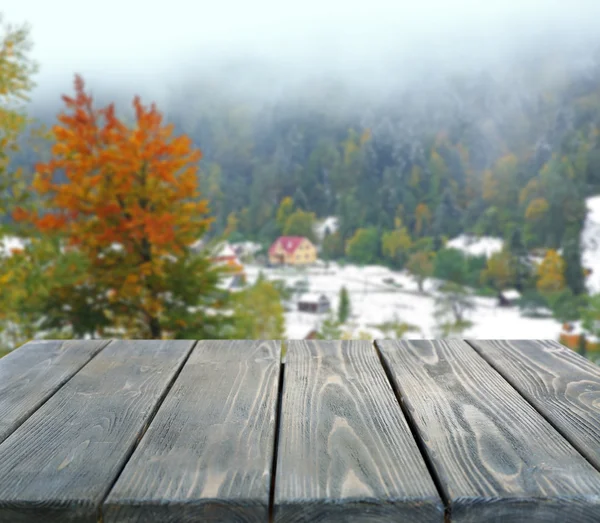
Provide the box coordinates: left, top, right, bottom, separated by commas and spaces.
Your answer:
414, 203, 431, 237
483, 154, 519, 208
223, 212, 238, 237
406, 250, 434, 292
536, 249, 566, 295
276, 196, 294, 233
409, 165, 422, 188
525, 198, 550, 221
519, 179, 539, 205
0, 13, 38, 218
382, 218, 412, 268
480, 251, 514, 292
482, 169, 498, 202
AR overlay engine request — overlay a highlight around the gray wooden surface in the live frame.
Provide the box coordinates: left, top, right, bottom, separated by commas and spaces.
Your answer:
103, 340, 282, 523
376, 339, 600, 523
0, 340, 194, 523
0, 339, 109, 445
2, 338, 600, 522
468, 339, 600, 471
274, 340, 444, 523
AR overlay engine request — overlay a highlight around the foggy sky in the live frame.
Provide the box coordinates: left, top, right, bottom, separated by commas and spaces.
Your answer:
5, 0, 600, 104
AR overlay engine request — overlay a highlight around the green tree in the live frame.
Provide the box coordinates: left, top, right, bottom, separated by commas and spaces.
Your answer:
375, 314, 420, 338
338, 286, 351, 323
547, 289, 585, 324
432, 188, 462, 246
283, 209, 317, 243
435, 281, 475, 324
0, 235, 92, 350
317, 315, 342, 340
434, 281, 475, 336
322, 231, 344, 261
434, 248, 468, 285
276, 197, 294, 234
428, 150, 447, 204
406, 250, 434, 292
346, 228, 380, 265
581, 294, 600, 339
518, 289, 551, 318
233, 279, 285, 339
337, 192, 362, 242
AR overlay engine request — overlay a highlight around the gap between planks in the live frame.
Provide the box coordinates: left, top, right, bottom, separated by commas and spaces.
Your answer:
373, 340, 452, 523
97, 340, 200, 523
268, 354, 286, 523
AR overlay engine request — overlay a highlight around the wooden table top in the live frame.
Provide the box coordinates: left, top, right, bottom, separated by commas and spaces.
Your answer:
0, 339, 600, 522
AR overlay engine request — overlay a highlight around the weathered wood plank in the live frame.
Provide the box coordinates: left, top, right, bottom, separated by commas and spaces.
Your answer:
0, 339, 109, 445
468, 339, 600, 472
0, 339, 194, 523
376, 339, 600, 523
103, 340, 282, 523
274, 340, 443, 523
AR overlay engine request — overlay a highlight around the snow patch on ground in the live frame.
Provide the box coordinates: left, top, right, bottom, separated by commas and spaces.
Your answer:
583, 196, 600, 294
446, 235, 504, 258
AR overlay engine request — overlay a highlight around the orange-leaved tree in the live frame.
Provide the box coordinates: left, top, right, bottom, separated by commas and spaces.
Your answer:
14, 75, 233, 339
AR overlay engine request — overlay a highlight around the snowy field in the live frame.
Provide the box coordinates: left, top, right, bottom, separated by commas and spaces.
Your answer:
245, 263, 563, 341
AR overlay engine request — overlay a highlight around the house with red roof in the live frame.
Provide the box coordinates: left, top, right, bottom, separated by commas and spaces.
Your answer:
268, 236, 317, 266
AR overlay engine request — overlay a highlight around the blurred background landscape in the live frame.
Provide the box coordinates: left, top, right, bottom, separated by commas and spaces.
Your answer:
3, 1, 600, 361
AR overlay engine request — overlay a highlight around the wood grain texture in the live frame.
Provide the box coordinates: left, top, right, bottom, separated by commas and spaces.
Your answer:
274, 340, 443, 523
468, 339, 600, 472
103, 340, 282, 523
0, 339, 194, 523
0, 339, 109, 445
376, 339, 600, 523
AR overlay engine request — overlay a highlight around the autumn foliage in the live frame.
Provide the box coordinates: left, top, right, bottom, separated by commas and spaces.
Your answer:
13, 75, 215, 338
536, 249, 566, 295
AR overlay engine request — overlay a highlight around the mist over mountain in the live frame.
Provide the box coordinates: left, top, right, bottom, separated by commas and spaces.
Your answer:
8, 0, 600, 108
8, 1, 600, 254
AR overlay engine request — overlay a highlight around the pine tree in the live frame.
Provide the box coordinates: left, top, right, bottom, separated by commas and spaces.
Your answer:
432, 188, 462, 245
578, 332, 587, 357
338, 286, 350, 323
508, 228, 530, 291
293, 187, 309, 211
562, 227, 586, 295
276, 197, 294, 234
